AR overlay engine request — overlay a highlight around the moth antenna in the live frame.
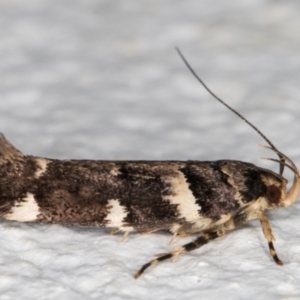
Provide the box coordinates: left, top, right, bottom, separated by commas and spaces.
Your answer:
259, 144, 299, 176
176, 47, 285, 175
262, 157, 297, 175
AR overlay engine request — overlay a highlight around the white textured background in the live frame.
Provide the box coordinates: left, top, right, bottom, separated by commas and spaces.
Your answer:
1, 1, 300, 299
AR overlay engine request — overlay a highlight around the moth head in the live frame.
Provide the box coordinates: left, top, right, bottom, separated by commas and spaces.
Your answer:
261, 147, 300, 209
260, 171, 287, 209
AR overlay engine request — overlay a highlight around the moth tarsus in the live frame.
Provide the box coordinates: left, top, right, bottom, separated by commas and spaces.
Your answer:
134, 230, 222, 279
0, 51, 299, 279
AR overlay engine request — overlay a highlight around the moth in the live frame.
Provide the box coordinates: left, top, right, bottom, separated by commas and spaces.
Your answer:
0, 49, 299, 279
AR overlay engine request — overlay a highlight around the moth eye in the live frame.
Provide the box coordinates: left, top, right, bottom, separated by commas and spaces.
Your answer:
266, 184, 281, 204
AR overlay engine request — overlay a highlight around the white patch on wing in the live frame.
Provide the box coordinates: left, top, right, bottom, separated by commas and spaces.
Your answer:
162, 171, 213, 231
35, 158, 50, 178
104, 199, 133, 232
4, 193, 40, 222
110, 168, 120, 176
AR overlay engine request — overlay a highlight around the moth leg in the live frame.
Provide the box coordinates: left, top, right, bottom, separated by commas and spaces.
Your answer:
109, 228, 119, 235
121, 231, 130, 243
258, 211, 283, 266
141, 229, 158, 235
169, 233, 177, 245
169, 231, 189, 245
134, 230, 224, 279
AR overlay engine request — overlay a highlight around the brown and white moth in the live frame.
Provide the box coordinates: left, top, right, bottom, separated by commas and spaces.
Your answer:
0, 50, 299, 278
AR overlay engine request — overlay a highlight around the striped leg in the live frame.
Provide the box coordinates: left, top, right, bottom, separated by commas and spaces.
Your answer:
134, 230, 224, 279
258, 211, 283, 265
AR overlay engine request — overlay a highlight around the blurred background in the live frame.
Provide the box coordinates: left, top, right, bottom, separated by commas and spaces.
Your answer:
1, 0, 300, 162
0, 1, 300, 299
